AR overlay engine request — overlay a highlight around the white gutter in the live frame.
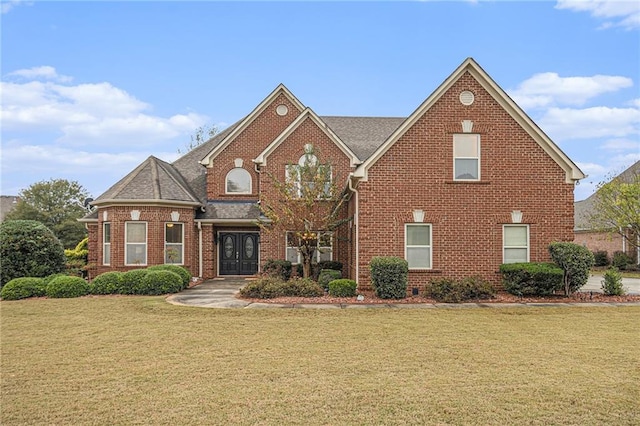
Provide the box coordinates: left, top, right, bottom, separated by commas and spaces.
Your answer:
198, 221, 203, 279
347, 173, 359, 285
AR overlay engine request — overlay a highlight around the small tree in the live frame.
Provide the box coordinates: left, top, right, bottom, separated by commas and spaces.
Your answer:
0, 220, 66, 287
587, 166, 639, 251
548, 242, 595, 296
259, 145, 349, 278
5, 178, 91, 248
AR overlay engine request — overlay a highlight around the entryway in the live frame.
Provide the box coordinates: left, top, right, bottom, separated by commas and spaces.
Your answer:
219, 232, 259, 275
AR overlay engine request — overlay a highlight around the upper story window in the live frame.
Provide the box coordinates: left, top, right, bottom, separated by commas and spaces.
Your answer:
226, 168, 251, 194
286, 153, 332, 198
454, 134, 480, 180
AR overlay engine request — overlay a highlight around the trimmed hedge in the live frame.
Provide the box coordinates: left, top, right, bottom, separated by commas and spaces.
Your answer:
46, 275, 91, 298
91, 271, 124, 295
425, 276, 495, 303
121, 269, 149, 295
499, 262, 564, 296
239, 276, 323, 299
328, 279, 357, 297
147, 265, 191, 289
1, 277, 46, 300
138, 270, 183, 295
370, 257, 408, 299
263, 259, 293, 281
318, 269, 342, 291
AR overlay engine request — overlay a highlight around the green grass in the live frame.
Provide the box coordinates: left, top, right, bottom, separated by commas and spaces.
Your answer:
2, 297, 639, 425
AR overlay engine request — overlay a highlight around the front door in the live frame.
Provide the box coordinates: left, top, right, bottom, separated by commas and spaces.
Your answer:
219, 233, 258, 275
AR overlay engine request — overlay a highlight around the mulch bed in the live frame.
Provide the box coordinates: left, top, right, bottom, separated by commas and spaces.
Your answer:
238, 290, 640, 305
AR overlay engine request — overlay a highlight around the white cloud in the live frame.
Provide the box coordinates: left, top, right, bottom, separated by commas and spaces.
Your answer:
577, 162, 607, 176
1, 0, 32, 14
7, 66, 72, 83
539, 106, 640, 140
0, 70, 209, 145
510, 72, 632, 109
600, 138, 640, 151
556, 0, 640, 30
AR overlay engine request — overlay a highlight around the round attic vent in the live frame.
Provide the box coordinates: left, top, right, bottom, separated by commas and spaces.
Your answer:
459, 91, 475, 106
276, 104, 289, 116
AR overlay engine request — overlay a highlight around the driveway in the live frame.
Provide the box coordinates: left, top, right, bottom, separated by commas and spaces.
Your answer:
581, 274, 640, 295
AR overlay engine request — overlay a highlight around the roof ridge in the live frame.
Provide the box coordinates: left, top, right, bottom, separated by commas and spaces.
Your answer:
153, 156, 201, 203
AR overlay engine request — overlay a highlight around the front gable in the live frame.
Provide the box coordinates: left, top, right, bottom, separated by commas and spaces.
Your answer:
354, 58, 585, 184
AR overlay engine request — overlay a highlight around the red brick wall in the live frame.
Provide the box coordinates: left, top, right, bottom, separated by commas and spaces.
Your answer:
206, 93, 301, 200
356, 72, 575, 290
258, 116, 355, 275
88, 205, 197, 279
574, 230, 637, 262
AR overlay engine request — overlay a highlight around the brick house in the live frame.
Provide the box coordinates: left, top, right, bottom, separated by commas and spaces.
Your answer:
82, 58, 585, 290
574, 161, 639, 265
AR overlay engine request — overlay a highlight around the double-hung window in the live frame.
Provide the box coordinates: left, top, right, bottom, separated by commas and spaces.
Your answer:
103, 222, 111, 266
125, 222, 147, 265
503, 225, 529, 263
454, 134, 480, 180
286, 231, 333, 264
405, 224, 432, 269
286, 153, 332, 199
165, 223, 184, 264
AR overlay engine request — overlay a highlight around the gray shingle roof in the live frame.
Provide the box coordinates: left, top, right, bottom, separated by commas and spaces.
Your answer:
574, 160, 639, 230
94, 155, 201, 205
197, 200, 262, 222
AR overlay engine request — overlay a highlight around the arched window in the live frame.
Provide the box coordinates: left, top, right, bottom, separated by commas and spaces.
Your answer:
226, 168, 251, 194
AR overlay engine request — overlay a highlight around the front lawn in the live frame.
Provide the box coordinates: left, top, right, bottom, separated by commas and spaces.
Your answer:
1, 297, 639, 425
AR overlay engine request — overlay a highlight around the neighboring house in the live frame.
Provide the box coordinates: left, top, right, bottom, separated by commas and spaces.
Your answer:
0, 196, 20, 222
574, 161, 639, 264
82, 58, 585, 291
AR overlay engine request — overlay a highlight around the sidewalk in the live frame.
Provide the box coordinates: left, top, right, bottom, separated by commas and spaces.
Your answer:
166, 277, 640, 309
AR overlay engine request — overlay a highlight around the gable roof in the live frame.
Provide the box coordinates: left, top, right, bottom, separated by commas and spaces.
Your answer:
199, 84, 305, 167
93, 155, 201, 207
575, 160, 640, 230
353, 57, 586, 184
253, 108, 362, 167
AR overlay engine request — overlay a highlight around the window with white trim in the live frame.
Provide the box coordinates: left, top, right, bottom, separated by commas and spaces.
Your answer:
286, 231, 333, 264
125, 222, 147, 265
405, 224, 432, 269
226, 168, 251, 194
285, 153, 332, 199
454, 134, 480, 180
103, 222, 111, 266
165, 223, 184, 264
503, 225, 529, 263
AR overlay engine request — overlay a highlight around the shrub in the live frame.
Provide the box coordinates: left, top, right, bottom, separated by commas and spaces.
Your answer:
239, 276, 323, 299
1, 277, 46, 300
318, 261, 343, 273
43, 273, 68, 287
147, 265, 191, 289
46, 275, 91, 298
121, 269, 150, 295
612, 251, 633, 270
425, 276, 495, 303
593, 251, 610, 267
499, 262, 564, 296
328, 279, 357, 297
138, 270, 183, 295
549, 242, 595, 296
91, 272, 124, 295
318, 269, 342, 290
601, 267, 625, 296
0, 220, 66, 287
64, 238, 89, 263
263, 259, 292, 281
370, 257, 408, 299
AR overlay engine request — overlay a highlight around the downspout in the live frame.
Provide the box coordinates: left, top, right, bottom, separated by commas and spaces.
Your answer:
198, 221, 203, 278
347, 173, 359, 285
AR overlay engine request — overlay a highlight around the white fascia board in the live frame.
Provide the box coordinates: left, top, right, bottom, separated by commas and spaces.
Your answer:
253, 108, 361, 167
199, 84, 306, 167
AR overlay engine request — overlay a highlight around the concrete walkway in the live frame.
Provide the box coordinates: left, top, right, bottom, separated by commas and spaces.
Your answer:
166, 276, 640, 309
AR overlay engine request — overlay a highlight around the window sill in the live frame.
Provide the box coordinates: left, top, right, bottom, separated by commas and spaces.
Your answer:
408, 269, 442, 274
445, 180, 490, 185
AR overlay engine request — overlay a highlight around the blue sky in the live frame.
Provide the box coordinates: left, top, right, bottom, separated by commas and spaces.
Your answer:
1, 0, 638, 201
